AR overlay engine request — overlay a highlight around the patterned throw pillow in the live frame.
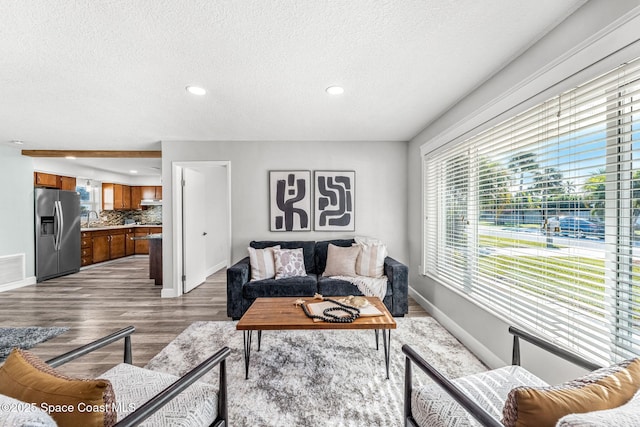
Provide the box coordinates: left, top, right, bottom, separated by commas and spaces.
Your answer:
502, 357, 640, 427
322, 244, 360, 277
248, 245, 280, 281
274, 248, 307, 279
354, 236, 387, 278
556, 390, 640, 426
0, 348, 117, 427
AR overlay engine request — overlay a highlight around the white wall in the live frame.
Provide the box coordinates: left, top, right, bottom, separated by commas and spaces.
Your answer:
0, 145, 36, 288
407, 0, 640, 384
200, 165, 229, 274
161, 140, 408, 297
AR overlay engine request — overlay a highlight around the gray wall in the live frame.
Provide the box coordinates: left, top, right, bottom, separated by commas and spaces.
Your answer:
161, 140, 408, 297
0, 145, 35, 285
408, 0, 640, 383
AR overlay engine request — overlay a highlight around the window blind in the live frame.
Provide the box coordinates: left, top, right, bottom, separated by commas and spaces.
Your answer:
424, 57, 640, 365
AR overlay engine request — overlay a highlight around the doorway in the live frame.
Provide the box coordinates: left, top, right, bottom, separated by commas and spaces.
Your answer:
172, 161, 231, 295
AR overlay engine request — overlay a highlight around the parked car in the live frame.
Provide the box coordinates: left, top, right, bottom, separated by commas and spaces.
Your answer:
558, 217, 605, 239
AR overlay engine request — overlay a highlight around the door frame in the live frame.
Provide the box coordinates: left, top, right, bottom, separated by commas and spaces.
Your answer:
171, 160, 232, 297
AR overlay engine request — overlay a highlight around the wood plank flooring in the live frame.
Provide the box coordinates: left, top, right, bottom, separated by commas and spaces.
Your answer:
0, 256, 428, 378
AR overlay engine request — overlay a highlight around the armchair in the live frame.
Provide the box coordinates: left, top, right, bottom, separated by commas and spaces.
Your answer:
0, 326, 230, 427
402, 326, 640, 427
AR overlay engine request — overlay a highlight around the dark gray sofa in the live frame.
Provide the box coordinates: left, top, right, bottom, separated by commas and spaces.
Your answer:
227, 239, 408, 319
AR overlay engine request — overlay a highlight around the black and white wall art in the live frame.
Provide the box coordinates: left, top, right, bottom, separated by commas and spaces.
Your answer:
269, 170, 311, 231
314, 170, 355, 231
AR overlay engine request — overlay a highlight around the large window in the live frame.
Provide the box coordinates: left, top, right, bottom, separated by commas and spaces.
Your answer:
424, 58, 640, 365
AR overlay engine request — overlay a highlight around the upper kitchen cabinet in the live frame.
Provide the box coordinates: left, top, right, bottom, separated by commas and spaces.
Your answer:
34, 172, 77, 190
141, 186, 162, 200
102, 183, 131, 210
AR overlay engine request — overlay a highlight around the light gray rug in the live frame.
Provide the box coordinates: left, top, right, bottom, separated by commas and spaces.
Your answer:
145, 317, 487, 426
0, 326, 69, 361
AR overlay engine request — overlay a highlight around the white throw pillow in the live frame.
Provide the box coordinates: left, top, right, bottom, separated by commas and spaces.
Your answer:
248, 245, 280, 281
354, 237, 387, 278
273, 248, 307, 279
322, 244, 360, 277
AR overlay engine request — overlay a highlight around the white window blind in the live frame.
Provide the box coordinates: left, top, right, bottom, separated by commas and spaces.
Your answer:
424, 57, 640, 365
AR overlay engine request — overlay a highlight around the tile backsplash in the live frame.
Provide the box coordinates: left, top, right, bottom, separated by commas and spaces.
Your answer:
88, 206, 162, 226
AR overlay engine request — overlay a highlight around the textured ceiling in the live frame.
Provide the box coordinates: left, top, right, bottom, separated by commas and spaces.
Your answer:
0, 0, 585, 154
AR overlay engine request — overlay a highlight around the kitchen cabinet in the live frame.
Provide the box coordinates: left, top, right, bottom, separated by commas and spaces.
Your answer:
59, 176, 77, 191
34, 172, 59, 188
81, 232, 93, 266
141, 186, 162, 200
102, 183, 131, 210
125, 228, 135, 256
91, 232, 110, 263
134, 226, 162, 254
131, 186, 142, 210
34, 172, 77, 190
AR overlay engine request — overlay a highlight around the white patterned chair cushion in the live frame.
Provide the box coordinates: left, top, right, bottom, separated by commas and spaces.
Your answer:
411, 365, 548, 427
100, 363, 219, 427
0, 393, 57, 427
555, 390, 640, 427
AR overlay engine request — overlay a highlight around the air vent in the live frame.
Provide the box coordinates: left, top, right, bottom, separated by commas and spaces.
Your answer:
0, 253, 25, 286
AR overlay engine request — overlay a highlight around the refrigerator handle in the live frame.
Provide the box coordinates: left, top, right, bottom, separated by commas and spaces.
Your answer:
55, 200, 64, 251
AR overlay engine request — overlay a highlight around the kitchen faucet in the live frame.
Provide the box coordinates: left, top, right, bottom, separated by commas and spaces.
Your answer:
85, 210, 99, 227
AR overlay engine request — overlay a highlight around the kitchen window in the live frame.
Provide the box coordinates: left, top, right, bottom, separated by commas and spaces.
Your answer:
76, 179, 101, 217
423, 57, 640, 365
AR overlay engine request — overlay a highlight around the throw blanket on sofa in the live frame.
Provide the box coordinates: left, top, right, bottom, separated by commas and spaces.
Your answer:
330, 275, 388, 300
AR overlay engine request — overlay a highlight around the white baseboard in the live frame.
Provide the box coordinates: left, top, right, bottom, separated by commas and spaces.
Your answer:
206, 261, 227, 277
0, 276, 36, 292
409, 286, 506, 369
161, 288, 180, 298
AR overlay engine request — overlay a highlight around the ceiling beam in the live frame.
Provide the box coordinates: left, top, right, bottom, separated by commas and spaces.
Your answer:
21, 150, 161, 158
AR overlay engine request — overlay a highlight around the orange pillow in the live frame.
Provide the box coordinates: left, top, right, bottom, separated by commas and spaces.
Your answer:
0, 348, 116, 427
502, 358, 640, 427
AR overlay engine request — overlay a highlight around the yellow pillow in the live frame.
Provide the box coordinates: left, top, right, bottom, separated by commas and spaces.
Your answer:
0, 348, 116, 427
502, 358, 640, 427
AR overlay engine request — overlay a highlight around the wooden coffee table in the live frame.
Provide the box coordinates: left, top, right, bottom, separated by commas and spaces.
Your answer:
236, 297, 397, 379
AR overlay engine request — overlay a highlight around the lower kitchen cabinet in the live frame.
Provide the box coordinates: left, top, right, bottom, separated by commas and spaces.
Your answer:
83, 226, 162, 266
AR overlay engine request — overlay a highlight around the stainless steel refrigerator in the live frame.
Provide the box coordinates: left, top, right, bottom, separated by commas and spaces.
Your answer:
35, 188, 81, 282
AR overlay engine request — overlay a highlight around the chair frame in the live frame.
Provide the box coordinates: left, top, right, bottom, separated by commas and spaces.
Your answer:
44, 326, 231, 427
403, 326, 603, 427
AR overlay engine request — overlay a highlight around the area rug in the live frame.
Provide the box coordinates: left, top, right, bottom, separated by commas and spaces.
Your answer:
0, 326, 69, 361
145, 317, 487, 426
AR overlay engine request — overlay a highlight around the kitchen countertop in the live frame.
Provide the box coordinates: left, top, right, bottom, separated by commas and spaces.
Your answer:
81, 224, 162, 232
131, 233, 162, 240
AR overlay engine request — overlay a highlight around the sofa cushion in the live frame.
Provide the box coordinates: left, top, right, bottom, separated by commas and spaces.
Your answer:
251, 241, 316, 273
243, 274, 318, 299
354, 237, 388, 278
248, 245, 280, 281
274, 248, 307, 279
412, 365, 548, 427
0, 393, 57, 427
314, 239, 355, 274
100, 363, 218, 427
502, 357, 640, 427
322, 244, 360, 277
0, 348, 116, 427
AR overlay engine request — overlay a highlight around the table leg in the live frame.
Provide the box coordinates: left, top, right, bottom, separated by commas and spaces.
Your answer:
258, 330, 262, 351
243, 330, 252, 379
382, 329, 391, 380
374, 330, 379, 350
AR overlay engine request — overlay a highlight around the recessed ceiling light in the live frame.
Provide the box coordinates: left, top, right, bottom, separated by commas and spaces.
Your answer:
65, 156, 76, 160
11, 140, 24, 145
326, 86, 344, 95
186, 85, 207, 96
130, 170, 138, 174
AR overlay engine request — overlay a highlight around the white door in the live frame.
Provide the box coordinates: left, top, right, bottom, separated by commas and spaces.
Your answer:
183, 168, 207, 293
